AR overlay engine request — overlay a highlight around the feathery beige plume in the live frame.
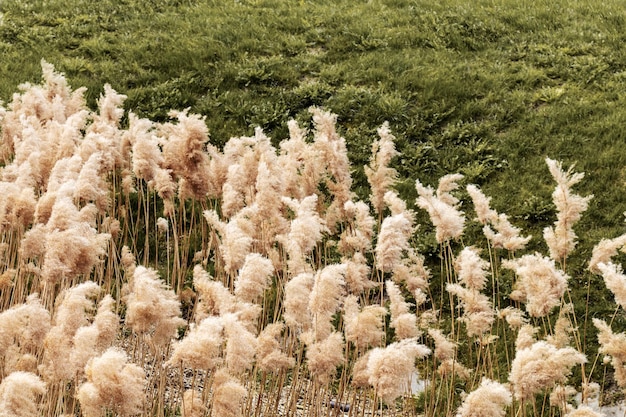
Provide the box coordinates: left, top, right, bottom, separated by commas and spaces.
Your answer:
256, 322, 295, 373
126, 113, 163, 181
210, 369, 247, 417
351, 350, 373, 388
234, 253, 273, 303
338, 200, 375, 255
204, 209, 253, 274
428, 328, 456, 362
543, 158, 593, 263
436, 173, 464, 206
181, 389, 206, 417
375, 213, 413, 273
0, 294, 51, 360
0, 371, 46, 417
549, 384, 577, 413
121, 245, 137, 279
467, 184, 530, 251
252, 158, 288, 237
365, 121, 399, 215
125, 266, 186, 351
366, 338, 431, 404
156, 217, 169, 233
455, 247, 489, 290
77, 347, 145, 417
509, 341, 586, 401
503, 253, 569, 317
305, 331, 344, 385
437, 358, 472, 380
546, 304, 574, 348
222, 313, 258, 375
221, 165, 247, 218
589, 234, 626, 274
415, 178, 465, 243
455, 378, 511, 417
309, 264, 346, 340
309, 264, 346, 320
160, 110, 212, 200
41, 282, 100, 382
386, 280, 419, 340
283, 272, 314, 331
375, 192, 415, 272
515, 324, 538, 351
392, 248, 430, 299
343, 252, 375, 294
70, 295, 119, 375
593, 318, 626, 387
193, 265, 242, 323
446, 283, 495, 337
278, 194, 329, 271
343, 295, 387, 350
596, 262, 626, 309
167, 315, 223, 370
483, 213, 531, 252
74, 152, 109, 209
499, 307, 527, 330
466, 184, 498, 225
309, 107, 354, 230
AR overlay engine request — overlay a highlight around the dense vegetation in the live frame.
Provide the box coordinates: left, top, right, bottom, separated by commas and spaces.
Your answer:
1, 0, 626, 416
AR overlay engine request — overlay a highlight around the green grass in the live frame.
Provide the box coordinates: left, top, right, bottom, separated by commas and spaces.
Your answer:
3, 0, 626, 361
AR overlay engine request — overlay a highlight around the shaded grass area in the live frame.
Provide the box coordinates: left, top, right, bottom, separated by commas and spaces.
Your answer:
2, 0, 626, 363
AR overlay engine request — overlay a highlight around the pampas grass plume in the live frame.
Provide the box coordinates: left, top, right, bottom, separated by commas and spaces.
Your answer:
593, 318, 626, 387
234, 253, 273, 303
222, 313, 258, 375
509, 341, 586, 401
256, 322, 295, 373
367, 338, 430, 404
365, 121, 399, 215
543, 158, 593, 262
77, 347, 145, 417
455, 247, 489, 290
502, 253, 569, 317
166, 315, 224, 370
210, 369, 247, 417
596, 262, 626, 309
415, 178, 465, 243
283, 272, 314, 331
0, 371, 46, 417
182, 389, 206, 417
455, 378, 511, 417
343, 295, 387, 350
305, 331, 344, 385
386, 280, 419, 339
125, 266, 186, 350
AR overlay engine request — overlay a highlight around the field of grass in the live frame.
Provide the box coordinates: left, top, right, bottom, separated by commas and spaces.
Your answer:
2, 0, 626, 416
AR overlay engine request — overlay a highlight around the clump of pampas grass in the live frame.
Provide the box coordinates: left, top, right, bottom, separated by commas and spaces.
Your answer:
503, 253, 569, 318
124, 266, 185, 351
455, 378, 511, 417
543, 158, 593, 265
210, 369, 247, 417
366, 338, 430, 404
415, 175, 465, 244
466, 184, 530, 251
365, 121, 399, 215
509, 341, 586, 402
0, 371, 46, 417
77, 348, 145, 417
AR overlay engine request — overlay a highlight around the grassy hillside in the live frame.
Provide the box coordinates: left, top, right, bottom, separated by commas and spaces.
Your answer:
2, 0, 626, 414
3, 0, 626, 303
2, 0, 625, 210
